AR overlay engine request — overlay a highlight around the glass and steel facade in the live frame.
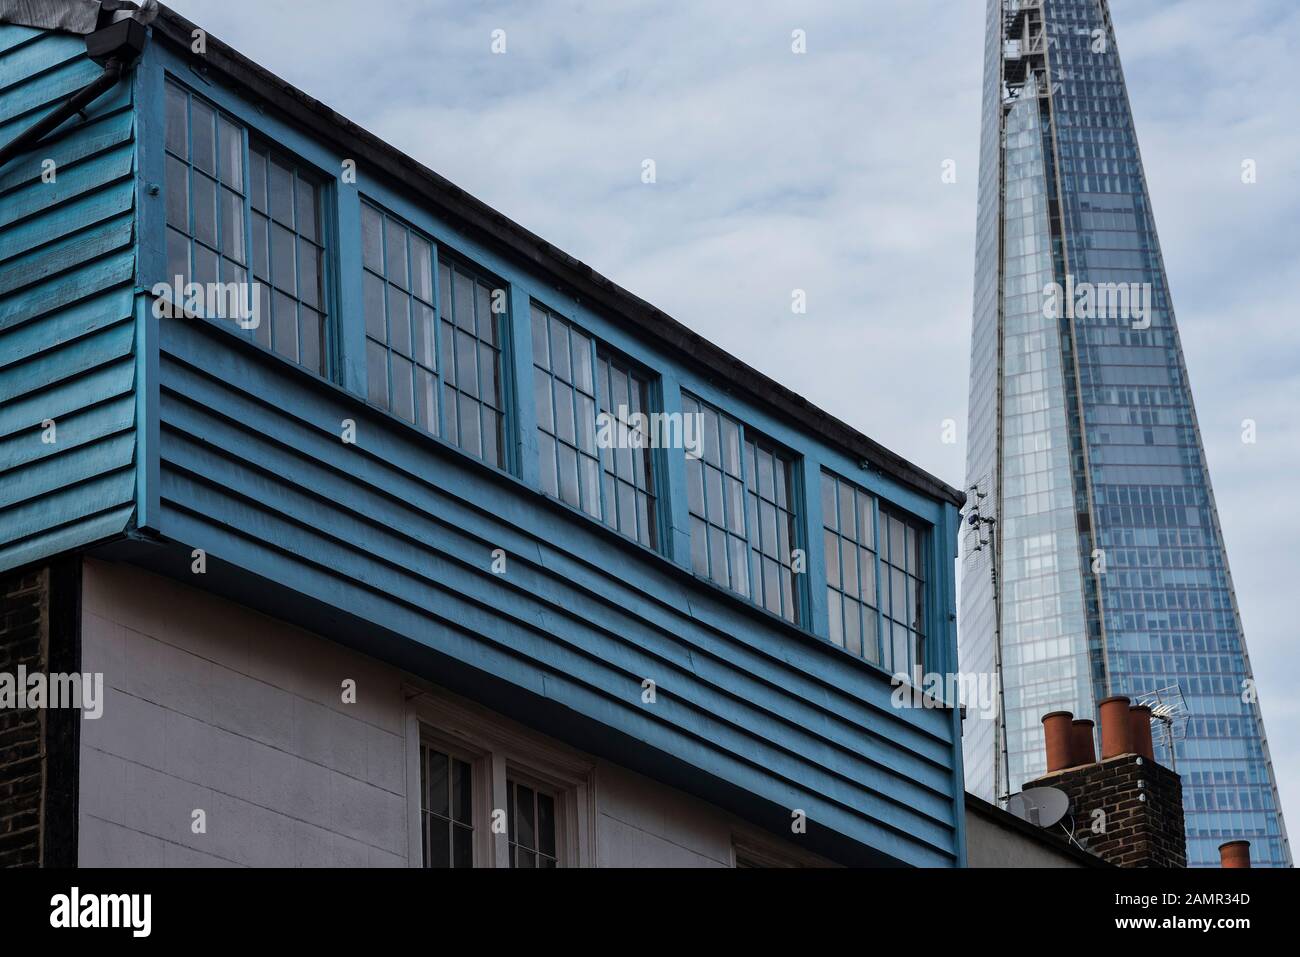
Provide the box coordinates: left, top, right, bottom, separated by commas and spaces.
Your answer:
961, 0, 1291, 867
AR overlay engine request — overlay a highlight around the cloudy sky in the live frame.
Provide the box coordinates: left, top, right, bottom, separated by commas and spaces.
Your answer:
165, 0, 1300, 833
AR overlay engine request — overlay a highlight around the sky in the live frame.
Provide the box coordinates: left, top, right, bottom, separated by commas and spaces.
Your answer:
164, 0, 1300, 836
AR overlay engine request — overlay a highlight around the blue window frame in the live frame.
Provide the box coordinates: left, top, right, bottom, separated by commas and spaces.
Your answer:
531, 304, 659, 549
164, 78, 330, 376
437, 256, 507, 469
821, 470, 927, 671
362, 201, 438, 434
682, 394, 801, 624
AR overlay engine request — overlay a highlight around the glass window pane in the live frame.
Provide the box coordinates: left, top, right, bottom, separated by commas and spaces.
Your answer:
392, 354, 414, 422
249, 148, 267, 214
220, 187, 245, 262
165, 83, 188, 158
364, 272, 387, 342
515, 784, 535, 850
385, 219, 408, 289
455, 330, 479, 397
452, 825, 473, 868
192, 172, 217, 247
458, 396, 481, 458
389, 287, 411, 356
827, 588, 844, 646
531, 306, 550, 370
549, 316, 571, 382
165, 155, 188, 232
190, 99, 215, 174
537, 792, 556, 858
410, 235, 433, 302
416, 367, 437, 435
270, 223, 296, 295
362, 204, 384, 273
821, 474, 837, 530
299, 240, 320, 308
453, 270, 475, 331
272, 292, 298, 361
300, 308, 323, 375
251, 212, 269, 278
824, 530, 840, 589
217, 115, 243, 190
425, 749, 448, 817
267, 158, 294, 226
367, 339, 388, 407
557, 442, 579, 506
451, 758, 473, 825
295, 178, 318, 243
538, 432, 558, 497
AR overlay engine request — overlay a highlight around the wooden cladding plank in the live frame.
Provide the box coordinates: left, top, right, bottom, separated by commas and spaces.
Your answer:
0, 31, 83, 93
0, 393, 134, 472
0, 82, 131, 157
0, 55, 104, 128
0, 504, 133, 576
0, 213, 133, 297
0, 284, 133, 371
0, 467, 133, 547
0, 357, 134, 441
0, 318, 133, 405
0, 25, 42, 56
0, 253, 134, 333
0, 142, 134, 232
0, 107, 133, 195
0, 177, 135, 262
0, 432, 134, 510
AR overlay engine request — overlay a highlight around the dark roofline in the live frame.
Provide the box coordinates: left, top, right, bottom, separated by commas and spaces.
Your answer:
151, 4, 965, 509
964, 792, 1113, 868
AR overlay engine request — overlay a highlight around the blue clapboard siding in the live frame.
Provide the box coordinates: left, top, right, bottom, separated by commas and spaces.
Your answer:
156, 315, 961, 865
0, 25, 138, 573
0, 21, 966, 865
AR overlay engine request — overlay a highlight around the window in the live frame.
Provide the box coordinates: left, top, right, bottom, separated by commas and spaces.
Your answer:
248, 144, 327, 372
164, 79, 329, 375
821, 471, 926, 671
507, 778, 557, 868
420, 742, 475, 868
531, 304, 658, 547
682, 394, 800, 624
362, 202, 438, 433
438, 258, 506, 467
408, 695, 595, 868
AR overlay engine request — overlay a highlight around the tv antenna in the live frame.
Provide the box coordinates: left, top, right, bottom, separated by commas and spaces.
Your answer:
1137, 685, 1189, 771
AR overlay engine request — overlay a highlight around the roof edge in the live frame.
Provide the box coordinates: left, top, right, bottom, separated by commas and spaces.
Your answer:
150, 4, 965, 509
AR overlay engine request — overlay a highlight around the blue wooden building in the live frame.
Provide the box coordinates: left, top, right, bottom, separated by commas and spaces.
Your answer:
0, 2, 967, 868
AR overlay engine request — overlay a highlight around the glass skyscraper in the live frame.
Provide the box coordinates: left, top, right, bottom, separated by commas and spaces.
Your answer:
960, 0, 1291, 867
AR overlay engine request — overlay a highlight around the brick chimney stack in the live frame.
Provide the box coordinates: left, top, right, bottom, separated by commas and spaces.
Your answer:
1022, 696, 1187, 868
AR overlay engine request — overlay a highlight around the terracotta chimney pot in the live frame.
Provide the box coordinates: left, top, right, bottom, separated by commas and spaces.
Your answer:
1219, 840, 1251, 868
1129, 704, 1155, 760
1099, 695, 1133, 758
1070, 718, 1096, 766
1042, 711, 1074, 772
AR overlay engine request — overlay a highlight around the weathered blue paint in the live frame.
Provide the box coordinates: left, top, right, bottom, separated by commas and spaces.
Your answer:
0, 24, 137, 572
1, 21, 967, 866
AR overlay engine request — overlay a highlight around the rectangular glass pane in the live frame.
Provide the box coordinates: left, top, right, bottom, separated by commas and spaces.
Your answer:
165, 83, 188, 158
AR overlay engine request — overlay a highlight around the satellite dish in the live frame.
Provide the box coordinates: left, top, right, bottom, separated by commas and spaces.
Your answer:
1006, 787, 1069, 828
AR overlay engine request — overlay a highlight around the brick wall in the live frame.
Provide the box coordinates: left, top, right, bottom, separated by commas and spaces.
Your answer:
0, 568, 47, 867
1024, 753, 1187, 868
0, 561, 80, 868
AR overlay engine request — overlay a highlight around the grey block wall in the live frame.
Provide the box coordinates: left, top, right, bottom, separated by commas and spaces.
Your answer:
78, 559, 824, 867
